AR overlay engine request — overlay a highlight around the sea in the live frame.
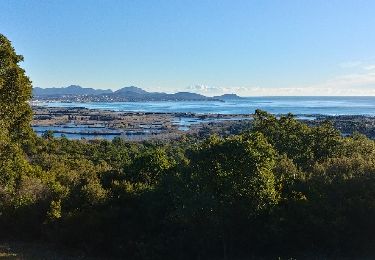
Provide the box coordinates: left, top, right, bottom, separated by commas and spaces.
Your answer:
33, 96, 375, 139
36, 96, 375, 116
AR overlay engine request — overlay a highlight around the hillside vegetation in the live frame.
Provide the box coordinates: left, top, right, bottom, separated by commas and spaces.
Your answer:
2, 34, 375, 259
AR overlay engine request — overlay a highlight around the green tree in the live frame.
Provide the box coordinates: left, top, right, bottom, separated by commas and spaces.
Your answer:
126, 147, 172, 186
253, 110, 342, 169
0, 34, 33, 143
174, 133, 280, 257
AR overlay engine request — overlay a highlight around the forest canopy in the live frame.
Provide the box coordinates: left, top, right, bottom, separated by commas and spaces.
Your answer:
1, 33, 375, 259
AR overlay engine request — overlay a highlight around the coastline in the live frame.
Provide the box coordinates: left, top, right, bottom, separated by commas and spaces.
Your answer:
32, 106, 375, 140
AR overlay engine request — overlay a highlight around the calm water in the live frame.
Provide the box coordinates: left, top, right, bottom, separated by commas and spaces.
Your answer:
36, 96, 375, 116
33, 97, 375, 140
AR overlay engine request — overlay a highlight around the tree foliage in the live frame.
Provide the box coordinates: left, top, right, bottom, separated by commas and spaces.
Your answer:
0, 34, 33, 143
1, 34, 375, 258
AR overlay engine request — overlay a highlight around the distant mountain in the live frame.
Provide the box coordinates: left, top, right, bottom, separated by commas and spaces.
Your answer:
213, 94, 243, 100
113, 86, 153, 99
172, 92, 208, 100
114, 86, 148, 95
32, 85, 240, 102
33, 85, 112, 97
110, 88, 214, 101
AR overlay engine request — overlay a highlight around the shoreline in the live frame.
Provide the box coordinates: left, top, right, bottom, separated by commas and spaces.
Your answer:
32, 106, 375, 140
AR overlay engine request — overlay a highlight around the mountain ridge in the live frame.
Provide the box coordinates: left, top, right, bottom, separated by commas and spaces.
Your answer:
32, 85, 244, 102
33, 85, 113, 96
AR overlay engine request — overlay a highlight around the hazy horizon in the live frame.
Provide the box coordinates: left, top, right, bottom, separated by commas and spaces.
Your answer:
33, 84, 375, 97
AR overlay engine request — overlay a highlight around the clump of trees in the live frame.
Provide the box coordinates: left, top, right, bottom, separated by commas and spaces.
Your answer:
1, 33, 375, 259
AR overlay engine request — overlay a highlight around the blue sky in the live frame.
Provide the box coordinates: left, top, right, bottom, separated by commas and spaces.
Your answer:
1, 0, 375, 96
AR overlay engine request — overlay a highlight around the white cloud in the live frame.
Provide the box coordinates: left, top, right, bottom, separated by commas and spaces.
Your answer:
186, 61, 375, 97
242, 86, 375, 96
255, 72, 375, 96
187, 85, 222, 93
188, 71, 375, 96
187, 85, 255, 96
364, 65, 375, 71
339, 59, 375, 72
260, 72, 375, 96
339, 61, 363, 68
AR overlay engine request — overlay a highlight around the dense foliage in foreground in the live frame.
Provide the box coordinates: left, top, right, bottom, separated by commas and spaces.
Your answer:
2, 113, 375, 259
2, 33, 375, 259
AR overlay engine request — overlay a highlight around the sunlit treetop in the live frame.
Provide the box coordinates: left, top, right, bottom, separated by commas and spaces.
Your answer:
0, 33, 33, 143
